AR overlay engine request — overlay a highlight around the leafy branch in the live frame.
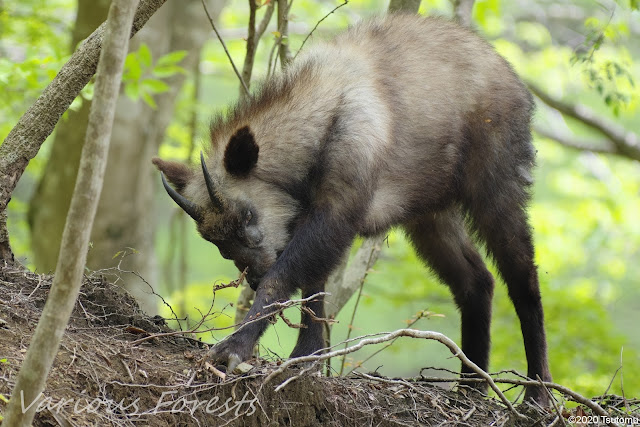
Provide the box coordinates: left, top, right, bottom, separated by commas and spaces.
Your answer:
528, 82, 640, 161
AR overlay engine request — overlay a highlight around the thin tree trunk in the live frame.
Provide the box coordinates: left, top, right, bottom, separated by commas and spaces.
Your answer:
28, 1, 226, 314
388, 0, 421, 13
451, 0, 475, 27
28, 0, 111, 273
277, 0, 291, 68
88, 0, 225, 314
3, 1, 138, 425
0, 0, 167, 265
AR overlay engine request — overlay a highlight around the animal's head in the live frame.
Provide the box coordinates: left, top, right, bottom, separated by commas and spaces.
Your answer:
153, 126, 298, 290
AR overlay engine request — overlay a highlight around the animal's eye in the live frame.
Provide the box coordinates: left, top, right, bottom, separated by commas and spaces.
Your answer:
245, 210, 253, 225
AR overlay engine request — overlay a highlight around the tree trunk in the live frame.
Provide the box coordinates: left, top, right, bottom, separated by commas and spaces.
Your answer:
28, 0, 111, 273
3, 1, 138, 424
451, 0, 475, 28
89, 0, 226, 314
388, 0, 422, 13
0, 0, 168, 265
28, 0, 226, 314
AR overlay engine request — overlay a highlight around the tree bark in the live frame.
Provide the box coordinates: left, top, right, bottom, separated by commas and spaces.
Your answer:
451, 0, 475, 27
3, 1, 138, 424
277, 0, 291, 68
528, 82, 640, 161
0, 0, 168, 265
388, 0, 421, 13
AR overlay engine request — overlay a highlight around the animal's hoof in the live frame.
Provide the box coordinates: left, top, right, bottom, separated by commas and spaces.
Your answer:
205, 336, 254, 373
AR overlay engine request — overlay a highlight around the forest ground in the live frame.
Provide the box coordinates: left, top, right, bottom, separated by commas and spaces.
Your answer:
0, 265, 637, 426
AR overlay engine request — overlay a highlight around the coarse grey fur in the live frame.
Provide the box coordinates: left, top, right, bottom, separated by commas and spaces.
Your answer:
153, 14, 552, 404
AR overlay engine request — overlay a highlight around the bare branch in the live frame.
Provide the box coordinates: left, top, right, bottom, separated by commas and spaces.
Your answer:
294, 0, 349, 60
200, 0, 250, 97
415, 376, 615, 426
337, 237, 381, 375
241, 0, 275, 96
256, 1, 276, 40
325, 236, 383, 319
528, 82, 640, 161
533, 125, 617, 155
241, 0, 258, 95
276, 0, 292, 69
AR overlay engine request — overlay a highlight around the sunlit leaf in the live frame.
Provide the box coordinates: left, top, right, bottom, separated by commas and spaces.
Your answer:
141, 91, 158, 109
156, 50, 188, 67
142, 78, 170, 93
138, 43, 153, 68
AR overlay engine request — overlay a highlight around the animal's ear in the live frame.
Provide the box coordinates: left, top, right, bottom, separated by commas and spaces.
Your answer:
151, 157, 192, 192
224, 126, 259, 177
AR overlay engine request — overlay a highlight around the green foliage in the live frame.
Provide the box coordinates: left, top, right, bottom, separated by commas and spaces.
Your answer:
569, 8, 637, 116
122, 44, 187, 109
1, 0, 76, 265
0, 0, 74, 141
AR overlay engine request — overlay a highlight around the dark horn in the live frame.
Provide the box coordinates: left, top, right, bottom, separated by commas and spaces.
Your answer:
200, 152, 224, 212
160, 173, 203, 222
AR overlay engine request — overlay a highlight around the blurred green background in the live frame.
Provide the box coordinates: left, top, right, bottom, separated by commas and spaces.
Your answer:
2, 0, 639, 402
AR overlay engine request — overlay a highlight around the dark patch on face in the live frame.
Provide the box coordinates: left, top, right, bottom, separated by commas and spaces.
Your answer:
224, 126, 259, 177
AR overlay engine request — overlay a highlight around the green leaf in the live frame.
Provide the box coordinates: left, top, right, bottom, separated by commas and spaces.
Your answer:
584, 16, 601, 30
141, 91, 158, 109
138, 43, 152, 68
142, 78, 170, 94
123, 52, 142, 81
156, 50, 188, 67
153, 64, 185, 78
124, 81, 139, 100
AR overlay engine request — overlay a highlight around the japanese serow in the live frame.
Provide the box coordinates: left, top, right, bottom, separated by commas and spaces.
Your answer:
153, 14, 551, 403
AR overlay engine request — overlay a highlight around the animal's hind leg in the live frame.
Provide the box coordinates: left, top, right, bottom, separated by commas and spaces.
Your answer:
465, 174, 552, 403
404, 208, 495, 389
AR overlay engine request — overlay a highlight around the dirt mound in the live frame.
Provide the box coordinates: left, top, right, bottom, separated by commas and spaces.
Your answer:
0, 265, 635, 426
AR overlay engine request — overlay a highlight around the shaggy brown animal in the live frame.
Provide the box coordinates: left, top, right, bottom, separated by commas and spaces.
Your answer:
153, 14, 551, 404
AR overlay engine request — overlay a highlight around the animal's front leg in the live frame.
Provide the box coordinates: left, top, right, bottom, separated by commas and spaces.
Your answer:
206, 276, 293, 371
207, 207, 357, 370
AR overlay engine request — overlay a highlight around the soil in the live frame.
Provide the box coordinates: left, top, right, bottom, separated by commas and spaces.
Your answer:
0, 264, 636, 426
